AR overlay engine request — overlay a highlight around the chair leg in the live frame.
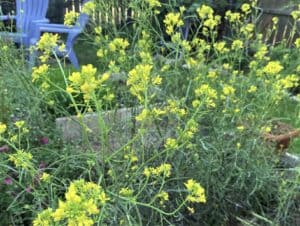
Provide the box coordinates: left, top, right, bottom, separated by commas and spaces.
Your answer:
68, 48, 79, 69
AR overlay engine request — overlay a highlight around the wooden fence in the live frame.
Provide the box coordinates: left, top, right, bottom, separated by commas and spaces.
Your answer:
0, 0, 298, 41
258, 0, 299, 42
0, 0, 132, 25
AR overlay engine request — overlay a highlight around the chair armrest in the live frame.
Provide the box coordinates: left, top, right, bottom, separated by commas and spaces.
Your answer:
0, 15, 16, 21
31, 19, 50, 24
30, 23, 81, 46
34, 23, 81, 34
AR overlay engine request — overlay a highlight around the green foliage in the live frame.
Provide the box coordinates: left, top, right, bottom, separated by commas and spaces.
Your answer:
0, 1, 300, 226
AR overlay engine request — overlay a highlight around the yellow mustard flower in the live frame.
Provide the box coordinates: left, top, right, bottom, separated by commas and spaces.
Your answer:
33, 208, 53, 226
156, 163, 172, 177
146, 0, 161, 8
241, 23, 255, 37
197, 5, 214, 19
15, 120, 25, 128
64, 11, 79, 26
135, 109, 150, 122
231, 39, 243, 49
272, 16, 279, 25
38, 179, 108, 225
291, 9, 300, 20
237, 125, 245, 131
241, 3, 251, 14
261, 126, 271, 133
108, 38, 129, 53
119, 187, 134, 197
8, 150, 33, 170
203, 15, 221, 30
41, 173, 51, 183
208, 70, 217, 79
254, 45, 268, 60
248, 85, 257, 93
37, 33, 58, 52
164, 138, 179, 149
82, 1, 95, 15
187, 206, 195, 214
127, 64, 155, 103
279, 74, 299, 89
263, 61, 284, 75
68, 64, 100, 102
294, 38, 300, 48
214, 41, 229, 53
223, 84, 235, 96
163, 12, 184, 35
143, 163, 172, 178
195, 84, 218, 108
32, 64, 49, 82
0, 122, 7, 134
225, 10, 241, 23
156, 191, 169, 205
184, 179, 206, 203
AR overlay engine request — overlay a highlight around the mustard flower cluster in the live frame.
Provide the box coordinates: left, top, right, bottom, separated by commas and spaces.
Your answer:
119, 187, 134, 197
222, 84, 235, 97
96, 36, 130, 72
143, 163, 172, 178
137, 31, 153, 64
225, 10, 241, 23
295, 38, 300, 48
181, 119, 199, 141
203, 15, 221, 30
184, 179, 206, 204
156, 191, 169, 205
197, 5, 220, 32
82, 1, 95, 15
127, 64, 161, 103
254, 44, 268, 60
214, 41, 229, 54
33, 179, 109, 226
33, 208, 53, 226
108, 37, 130, 62
164, 99, 186, 117
164, 137, 179, 149
231, 39, 243, 50
68, 64, 110, 102
262, 61, 284, 75
64, 11, 79, 26
291, 4, 300, 21
163, 12, 184, 35
248, 85, 257, 93
278, 74, 299, 89
241, 3, 251, 14
40, 172, 51, 183
0, 122, 7, 134
32, 64, 49, 83
197, 5, 214, 19
36, 33, 59, 63
241, 23, 255, 38
135, 102, 184, 122
194, 84, 218, 108
8, 149, 33, 170
145, 0, 161, 9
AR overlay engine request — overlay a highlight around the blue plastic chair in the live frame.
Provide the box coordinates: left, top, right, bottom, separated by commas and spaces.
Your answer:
0, 0, 49, 47
30, 0, 91, 69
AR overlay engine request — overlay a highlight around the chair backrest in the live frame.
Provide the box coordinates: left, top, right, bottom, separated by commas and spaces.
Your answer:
75, 0, 91, 30
16, 0, 49, 33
